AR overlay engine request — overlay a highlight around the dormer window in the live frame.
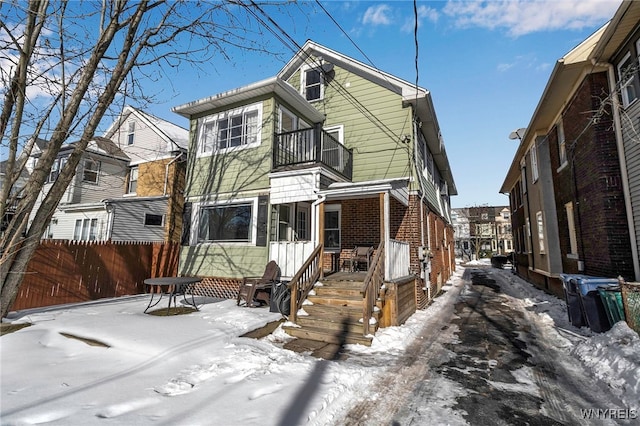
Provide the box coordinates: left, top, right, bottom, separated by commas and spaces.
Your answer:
302, 66, 323, 101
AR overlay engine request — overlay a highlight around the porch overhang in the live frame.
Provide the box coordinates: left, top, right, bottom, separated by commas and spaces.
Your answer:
321, 177, 410, 206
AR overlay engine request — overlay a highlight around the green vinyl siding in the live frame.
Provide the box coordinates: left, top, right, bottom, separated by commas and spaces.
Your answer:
185, 98, 275, 197
289, 62, 414, 184
179, 245, 269, 278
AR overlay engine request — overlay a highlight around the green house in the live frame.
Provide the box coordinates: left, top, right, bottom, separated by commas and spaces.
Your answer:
173, 41, 457, 317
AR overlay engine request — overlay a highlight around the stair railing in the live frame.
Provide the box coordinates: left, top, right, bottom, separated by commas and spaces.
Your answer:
287, 243, 323, 323
361, 241, 385, 336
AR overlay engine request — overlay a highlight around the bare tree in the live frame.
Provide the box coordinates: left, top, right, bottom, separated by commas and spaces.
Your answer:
0, 0, 295, 317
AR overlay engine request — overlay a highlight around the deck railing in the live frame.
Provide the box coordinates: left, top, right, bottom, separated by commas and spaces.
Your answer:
269, 241, 315, 279
361, 241, 385, 336
273, 125, 353, 180
287, 243, 323, 322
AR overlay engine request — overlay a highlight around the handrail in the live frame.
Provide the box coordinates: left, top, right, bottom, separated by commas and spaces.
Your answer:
360, 241, 385, 336
287, 243, 323, 323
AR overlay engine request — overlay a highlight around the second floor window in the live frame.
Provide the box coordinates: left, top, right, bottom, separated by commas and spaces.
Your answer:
47, 156, 67, 183
82, 158, 100, 183
530, 145, 539, 182
557, 119, 567, 165
199, 103, 261, 155
127, 166, 138, 194
618, 51, 638, 107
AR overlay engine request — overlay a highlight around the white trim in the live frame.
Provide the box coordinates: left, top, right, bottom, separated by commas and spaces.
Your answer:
617, 51, 638, 107
300, 63, 325, 102
191, 197, 258, 246
324, 204, 341, 252
196, 102, 263, 158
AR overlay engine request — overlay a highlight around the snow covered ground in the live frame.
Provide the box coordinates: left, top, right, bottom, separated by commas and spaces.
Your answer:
1, 260, 638, 425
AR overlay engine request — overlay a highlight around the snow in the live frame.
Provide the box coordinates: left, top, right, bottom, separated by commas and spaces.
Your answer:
1, 261, 639, 425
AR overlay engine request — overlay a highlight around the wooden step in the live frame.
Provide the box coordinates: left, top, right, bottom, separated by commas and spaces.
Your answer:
295, 315, 368, 334
307, 294, 364, 307
282, 323, 373, 346
302, 303, 380, 322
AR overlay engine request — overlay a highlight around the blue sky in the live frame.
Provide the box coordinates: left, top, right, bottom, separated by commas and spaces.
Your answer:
138, 0, 622, 209
15, 0, 607, 208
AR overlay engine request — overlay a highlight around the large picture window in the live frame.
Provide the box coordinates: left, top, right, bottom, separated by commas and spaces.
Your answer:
198, 203, 252, 242
198, 103, 261, 155
74, 218, 98, 241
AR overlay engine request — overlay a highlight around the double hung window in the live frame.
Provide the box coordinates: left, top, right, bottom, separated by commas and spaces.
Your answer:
47, 156, 67, 183
302, 66, 323, 101
557, 120, 566, 166
127, 121, 135, 145
127, 166, 138, 194
618, 52, 638, 107
82, 158, 100, 184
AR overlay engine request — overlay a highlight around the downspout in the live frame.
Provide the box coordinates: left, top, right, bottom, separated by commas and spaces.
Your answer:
103, 199, 114, 241
600, 61, 640, 280
163, 152, 184, 196
413, 117, 430, 299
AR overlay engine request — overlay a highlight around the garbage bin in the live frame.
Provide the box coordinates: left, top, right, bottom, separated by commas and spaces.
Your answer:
597, 285, 625, 326
621, 281, 640, 335
270, 281, 291, 315
559, 274, 586, 327
576, 277, 618, 333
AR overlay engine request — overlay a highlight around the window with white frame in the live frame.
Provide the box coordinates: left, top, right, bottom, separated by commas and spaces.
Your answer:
82, 158, 100, 183
565, 202, 578, 256
536, 211, 545, 254
557, 119, 567, 165
198, 203, 252, 243
198, 103, 262, 156
127, 121, 135, 145
618, 52, 638, 107
530, 145, 539, 182
127, 166, 138, 194
74, 218, 98, 241
520, 160, 527, 194
525, 219, 531, 253
296, 204, 310, 241
301, 66, 323, 101
47, 156, 67, 183
324, 205, 341, 250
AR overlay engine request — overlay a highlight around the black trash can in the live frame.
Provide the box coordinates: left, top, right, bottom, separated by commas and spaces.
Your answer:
559, 274, 586, 327
576, 277, 618, 333
270, 281, 291, 315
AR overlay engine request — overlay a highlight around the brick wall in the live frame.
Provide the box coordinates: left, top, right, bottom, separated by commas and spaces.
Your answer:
551, 72, 634, 279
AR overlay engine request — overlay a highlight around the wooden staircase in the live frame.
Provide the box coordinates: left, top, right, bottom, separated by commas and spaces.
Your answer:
282, 275, 379, 346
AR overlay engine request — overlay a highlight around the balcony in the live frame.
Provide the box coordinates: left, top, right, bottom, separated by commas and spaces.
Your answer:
273, 126, 353, 181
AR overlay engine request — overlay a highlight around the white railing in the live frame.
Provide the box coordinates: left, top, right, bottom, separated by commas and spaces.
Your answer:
269, 241, 316, 279
387, 239, 411, 280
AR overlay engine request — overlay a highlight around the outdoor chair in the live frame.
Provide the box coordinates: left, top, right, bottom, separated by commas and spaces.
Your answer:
350, 246, 374, 272
237, 260, 281, 307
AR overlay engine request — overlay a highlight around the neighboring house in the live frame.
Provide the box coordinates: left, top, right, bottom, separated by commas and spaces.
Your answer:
173, 40, 457, 316
500, 1, 638, 297
454, 206, 512, 259
451, 209, 471, 260
102, 106, 189, 242
37, 106, 188, 242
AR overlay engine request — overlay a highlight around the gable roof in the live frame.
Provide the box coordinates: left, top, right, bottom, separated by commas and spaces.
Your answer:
103, 105, 189, 151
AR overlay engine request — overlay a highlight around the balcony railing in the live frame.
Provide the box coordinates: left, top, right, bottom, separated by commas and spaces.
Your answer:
273, 125, 353, 180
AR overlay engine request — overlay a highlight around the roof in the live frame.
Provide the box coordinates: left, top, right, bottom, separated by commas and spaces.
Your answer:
172, 76, 325, 123
103, 105, 189, 151
500, 23, 609, 193
590, 0, 640, 62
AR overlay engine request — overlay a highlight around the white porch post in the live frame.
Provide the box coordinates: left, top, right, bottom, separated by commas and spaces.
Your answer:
383, 191, 390, 280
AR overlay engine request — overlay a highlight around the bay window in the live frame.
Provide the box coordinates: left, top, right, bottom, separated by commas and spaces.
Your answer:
198, 103, 262, 155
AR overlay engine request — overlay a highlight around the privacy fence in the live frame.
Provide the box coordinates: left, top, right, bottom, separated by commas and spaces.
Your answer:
9, 240, 180, 312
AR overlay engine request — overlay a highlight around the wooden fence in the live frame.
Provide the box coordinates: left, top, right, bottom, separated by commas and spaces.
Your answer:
9, 240, 180, 312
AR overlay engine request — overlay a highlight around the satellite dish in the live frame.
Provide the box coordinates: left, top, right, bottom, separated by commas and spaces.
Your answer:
321, 62, 334, 73
509, 128, 526, 140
